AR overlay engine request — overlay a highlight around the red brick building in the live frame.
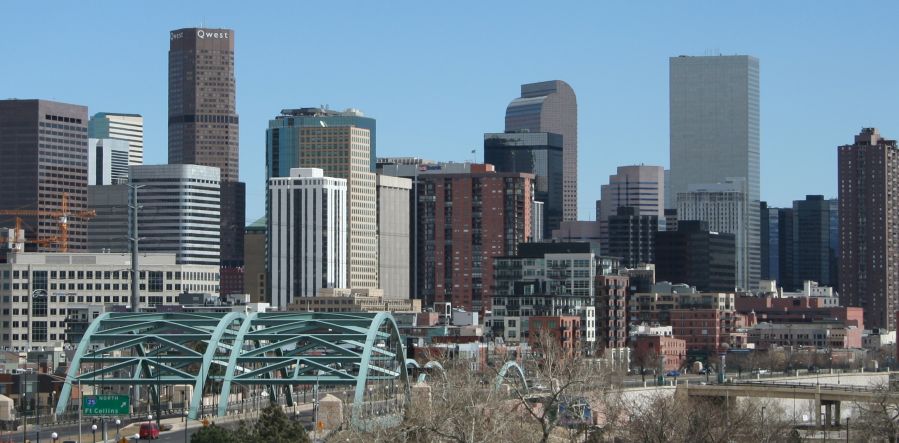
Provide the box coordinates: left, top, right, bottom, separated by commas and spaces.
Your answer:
632, 335, 686, 372
736, 295, 864, 330
529, 315, 582, 351
416, 164, 533, 311
671, 308, 727, 354
596, 274, 629, 352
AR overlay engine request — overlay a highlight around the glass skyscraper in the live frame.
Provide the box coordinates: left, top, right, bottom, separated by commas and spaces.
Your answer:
669, 55, 760, 290
484, 131, 563, 238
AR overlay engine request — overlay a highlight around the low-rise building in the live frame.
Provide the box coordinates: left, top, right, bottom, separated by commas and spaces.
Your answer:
528, 315, 582, 351
632, 334, 686, 372
748, 322, 862, 350
737, 281, 862, 330
284, 288, 421, 313
0, 252, 219, 351
863, 329, 896, 350
631, 282, 737, 326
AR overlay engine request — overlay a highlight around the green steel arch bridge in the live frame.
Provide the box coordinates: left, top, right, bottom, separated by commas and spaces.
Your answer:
54, 311, 410, 426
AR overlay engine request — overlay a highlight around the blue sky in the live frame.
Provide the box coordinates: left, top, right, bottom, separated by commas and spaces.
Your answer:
3, 1, 898, 221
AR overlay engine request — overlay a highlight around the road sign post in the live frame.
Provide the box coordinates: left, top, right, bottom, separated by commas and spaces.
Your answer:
82, 395, 130, 416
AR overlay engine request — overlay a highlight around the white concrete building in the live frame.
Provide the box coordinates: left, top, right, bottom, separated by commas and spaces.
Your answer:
268, 168, 347, 308
130, 165, 221, 266
87, 138, 129, 185
88, 112, 144, 165
0, 252, 219, 351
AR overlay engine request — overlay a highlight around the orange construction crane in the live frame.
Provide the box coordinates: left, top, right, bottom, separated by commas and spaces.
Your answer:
0, 193, 96, 252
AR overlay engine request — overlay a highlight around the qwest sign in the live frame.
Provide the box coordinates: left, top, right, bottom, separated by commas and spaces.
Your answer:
197, 29, 229, 39
170, 30, 230, 41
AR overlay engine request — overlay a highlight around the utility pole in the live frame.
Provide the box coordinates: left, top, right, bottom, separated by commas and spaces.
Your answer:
128, 183, 144, 410
128, 183, 145, 313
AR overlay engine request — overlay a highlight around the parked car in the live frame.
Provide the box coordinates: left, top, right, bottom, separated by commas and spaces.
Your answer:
665, 370, 681, 377
140, 423, 160, 440
698, 368, 712, 375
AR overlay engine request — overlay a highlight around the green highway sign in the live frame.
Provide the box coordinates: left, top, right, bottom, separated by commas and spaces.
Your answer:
82, 395, 130, 416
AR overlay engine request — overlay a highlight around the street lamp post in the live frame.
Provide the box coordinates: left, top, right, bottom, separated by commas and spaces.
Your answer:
147, 414, 153, 441
91, 424, 97, 443
116, 418, 121, 442
51, 431, 58, 443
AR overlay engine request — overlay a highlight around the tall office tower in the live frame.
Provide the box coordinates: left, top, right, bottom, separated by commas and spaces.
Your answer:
294, 126, 377, 289
792, 195, 833, 289
88, 112, 144, 165
759, 202, 780, 282
606, 206, 657, 268
133, 165, 221, 266
484, 131, 563, 237
838, 128, 899, 329
777, 207, 795, 289
268, 108, 377, 176
168, 28, 245, 287
88, 138, 129, 185
597, 165, 665, 252
416, 164, 533, 311
377, 175, 412, 299
89, 165, 221, 265
669, 55, 760, 290
505, 81, 577, 221
676, 178, 749, 290
654, 221, 736, 292
243, 217, 266, 303
268, 168, 347, 308
0, 100, 89, 251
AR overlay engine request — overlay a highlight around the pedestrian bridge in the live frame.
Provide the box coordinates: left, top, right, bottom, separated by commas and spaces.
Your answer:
54, 311, 410, 425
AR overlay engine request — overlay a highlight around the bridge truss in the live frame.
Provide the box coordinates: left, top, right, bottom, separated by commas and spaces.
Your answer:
55, 311, 410, 425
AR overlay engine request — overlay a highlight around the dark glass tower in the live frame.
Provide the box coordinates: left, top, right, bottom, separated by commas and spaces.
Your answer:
484, 131, 562, 237
792, 195, 832, 289
168, 28, 245, 290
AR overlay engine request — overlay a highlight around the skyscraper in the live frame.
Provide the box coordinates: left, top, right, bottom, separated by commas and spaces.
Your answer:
839, 128, 899, 329
505, 81, 577, 221
266, 111, 379, 291
597, 165, 665, 252
168, 28, 245, 289
0, 99, 89, 251
89, 165, 221, 266
792, 195, 833, 289
606, 206, 657, 268
268, 168, 347, 308
669, 55, 760, 290
88, 112, 144, 165
484, 131, 563, 237
655, 221, 737, 292
759, 202, 780, 282
416, 164, 534, 311
267, 107, 377, 177
377, 175, 412, 299
677, 178, 749, 290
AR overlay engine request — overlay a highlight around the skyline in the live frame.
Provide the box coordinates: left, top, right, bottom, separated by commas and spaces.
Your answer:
4, 2, 899, 221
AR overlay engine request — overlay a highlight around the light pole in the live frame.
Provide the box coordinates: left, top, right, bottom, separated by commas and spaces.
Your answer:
116, 418, 121, 442
846, 417, 850, 443
51, 431, 58, 443
147, 414, 152, 441
91, 424, 97, 443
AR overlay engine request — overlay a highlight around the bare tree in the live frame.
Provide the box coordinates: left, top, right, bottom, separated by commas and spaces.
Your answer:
853, 382, 899, 442
620, 392, 794, 443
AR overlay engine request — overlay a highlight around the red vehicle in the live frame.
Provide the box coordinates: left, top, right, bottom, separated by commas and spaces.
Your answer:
140, 423, 160, 440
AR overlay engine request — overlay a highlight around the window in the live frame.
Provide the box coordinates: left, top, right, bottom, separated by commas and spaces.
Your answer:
148, 271, 163, 292
31, 321, 47, 342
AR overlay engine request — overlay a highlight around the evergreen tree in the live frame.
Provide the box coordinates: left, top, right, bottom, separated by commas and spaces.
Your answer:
251, 404, 311, 443
190, 424, 242, 443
